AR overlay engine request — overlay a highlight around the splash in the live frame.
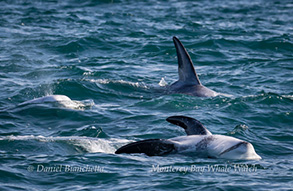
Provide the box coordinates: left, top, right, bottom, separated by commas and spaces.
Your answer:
158, 77, 168, 87
228, 124, 249, 135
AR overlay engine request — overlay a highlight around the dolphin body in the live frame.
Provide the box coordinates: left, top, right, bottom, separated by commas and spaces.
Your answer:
167, 37, 218, 97
116, 116, 261, 160
20, 95, 72, 105
19, 95, 87, 109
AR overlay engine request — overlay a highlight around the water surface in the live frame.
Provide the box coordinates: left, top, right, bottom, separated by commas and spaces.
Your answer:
0, 0, 292, 190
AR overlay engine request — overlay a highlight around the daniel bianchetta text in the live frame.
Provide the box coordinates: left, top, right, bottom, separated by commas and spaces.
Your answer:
27, 164, 105, 173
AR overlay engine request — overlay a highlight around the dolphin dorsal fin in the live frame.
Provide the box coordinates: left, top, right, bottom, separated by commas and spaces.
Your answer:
166, 115, 212, 135
173, 36, 201, 85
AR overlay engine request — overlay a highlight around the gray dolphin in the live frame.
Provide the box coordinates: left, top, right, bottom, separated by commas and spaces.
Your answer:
167, 37, 219, 97
116, 116, 261, 160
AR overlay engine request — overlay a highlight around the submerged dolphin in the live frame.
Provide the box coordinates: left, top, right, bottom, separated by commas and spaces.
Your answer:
20, 95, 72, 105
116, 116, 261, 160
167, 37, 218, 97
19, 95, 88, 109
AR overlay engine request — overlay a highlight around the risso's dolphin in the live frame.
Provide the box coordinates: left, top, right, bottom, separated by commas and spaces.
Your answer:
167, 37, 219, 97
116, 116, 261, 160
19, 95, 87, 110
20, 95, 72, 105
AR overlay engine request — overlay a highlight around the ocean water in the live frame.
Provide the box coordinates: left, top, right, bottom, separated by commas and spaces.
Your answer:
0, 0, 292, 190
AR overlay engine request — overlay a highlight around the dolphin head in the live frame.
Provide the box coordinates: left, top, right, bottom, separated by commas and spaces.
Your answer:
219, 141, 262, 160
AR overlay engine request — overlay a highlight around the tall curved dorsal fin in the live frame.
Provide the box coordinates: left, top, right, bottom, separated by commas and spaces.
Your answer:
166, 115, 212, 135
173, 36, 201, 85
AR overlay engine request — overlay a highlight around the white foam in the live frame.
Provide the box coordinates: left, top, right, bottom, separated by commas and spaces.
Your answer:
88, 79, 148, 89
158, 77, 168, 87
217, 92, 233, 97
0, 135, 128, 154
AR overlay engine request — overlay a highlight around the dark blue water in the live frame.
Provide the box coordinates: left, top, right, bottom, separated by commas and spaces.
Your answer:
0, 0, 292, 190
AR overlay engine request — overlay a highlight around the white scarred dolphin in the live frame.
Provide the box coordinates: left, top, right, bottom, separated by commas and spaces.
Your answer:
167, 37, 219, 97
19, 95, 88, 109
20, 95, 72, 105
116, 116, 261, 160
